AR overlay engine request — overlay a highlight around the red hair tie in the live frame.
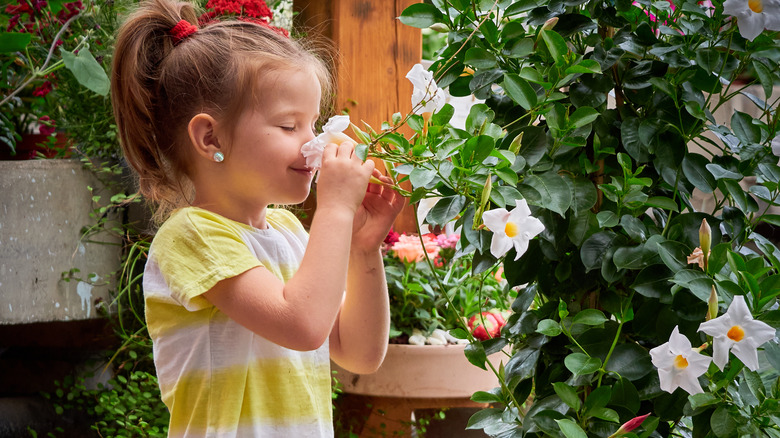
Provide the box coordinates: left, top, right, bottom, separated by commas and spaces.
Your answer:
170, 20, 198, 46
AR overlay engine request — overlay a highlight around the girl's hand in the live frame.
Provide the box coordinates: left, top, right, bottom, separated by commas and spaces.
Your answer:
315, 141, 375, 215
351, 169, 407, 252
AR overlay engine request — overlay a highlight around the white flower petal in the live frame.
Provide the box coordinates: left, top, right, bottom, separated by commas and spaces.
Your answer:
490, 233, 514, 259
512, 237, 531, 260
731, 341, 762, 370
668, 326, 692, 352
726, 295, 752, 321
677, 369, 705, 395
737, 9, 767, 40
482, 208, 510, 234
772, 135, 780, 157
710, 335, 732, 370
324, 115, 350, 133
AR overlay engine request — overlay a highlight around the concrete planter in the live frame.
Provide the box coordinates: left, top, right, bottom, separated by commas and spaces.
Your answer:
0, 159, 122, 324
332, 343, 504, 398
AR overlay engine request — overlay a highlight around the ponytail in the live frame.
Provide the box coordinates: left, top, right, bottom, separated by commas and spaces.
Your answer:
112, 0, 199, 224
111, 0, 334, 225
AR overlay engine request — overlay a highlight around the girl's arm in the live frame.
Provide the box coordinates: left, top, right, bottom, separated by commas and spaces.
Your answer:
203, 142, 375, 351
330, 173, 406, 374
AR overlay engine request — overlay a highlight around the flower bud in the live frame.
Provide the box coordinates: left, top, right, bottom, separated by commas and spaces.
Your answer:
609, 413, 651, 438
475, 173, 493, 230
509, 132, 524, 155
699, 218, 711, 271
542, 17, 559, 31
706, 286, 718, 321
429, 23, 449, 33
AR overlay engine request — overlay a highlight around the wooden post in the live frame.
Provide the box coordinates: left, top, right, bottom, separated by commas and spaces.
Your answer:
293, 0, 421, 233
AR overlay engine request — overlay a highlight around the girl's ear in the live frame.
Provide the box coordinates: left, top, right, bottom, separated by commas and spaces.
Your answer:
188, 113, 223, 161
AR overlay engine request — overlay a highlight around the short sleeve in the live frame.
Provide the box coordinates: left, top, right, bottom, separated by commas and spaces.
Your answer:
150, 208, 262, 311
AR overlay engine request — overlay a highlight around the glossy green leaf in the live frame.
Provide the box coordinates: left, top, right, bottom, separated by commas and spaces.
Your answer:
398, 3, 444, 28
503, 73, 538, 110
564, 353, 602, 375
542, 30, 569, 65
556, 419, 588, 438
553, 382, 582, 412
572, 309, 607, 326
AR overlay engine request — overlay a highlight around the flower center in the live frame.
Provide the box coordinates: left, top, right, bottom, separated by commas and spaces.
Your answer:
748, 0, 763, 13
674, 355, 689, 369
505, 222, 519, 238
727, 325, 745, 342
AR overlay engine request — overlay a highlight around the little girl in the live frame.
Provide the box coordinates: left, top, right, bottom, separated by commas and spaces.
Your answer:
110, 1, 405, 436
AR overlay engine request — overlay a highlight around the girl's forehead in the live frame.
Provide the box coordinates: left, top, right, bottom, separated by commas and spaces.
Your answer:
248, 68, 322, 114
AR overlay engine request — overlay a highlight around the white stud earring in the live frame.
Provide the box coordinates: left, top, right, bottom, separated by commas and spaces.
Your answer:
213, 151, 224, 163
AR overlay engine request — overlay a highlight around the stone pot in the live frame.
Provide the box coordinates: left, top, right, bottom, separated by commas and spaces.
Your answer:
0, 159, 122, 324
332, 343, 505, 398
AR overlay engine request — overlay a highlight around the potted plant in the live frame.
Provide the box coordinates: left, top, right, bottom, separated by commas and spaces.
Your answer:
0, 0, 125, 324
317, 0, 780, 435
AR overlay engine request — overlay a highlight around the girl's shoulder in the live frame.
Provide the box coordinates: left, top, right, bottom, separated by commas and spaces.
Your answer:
159, 207, 251, 235
266, 208, 305, 233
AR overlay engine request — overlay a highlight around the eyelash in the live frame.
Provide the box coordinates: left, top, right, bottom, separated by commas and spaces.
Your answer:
281, 126, 296, 132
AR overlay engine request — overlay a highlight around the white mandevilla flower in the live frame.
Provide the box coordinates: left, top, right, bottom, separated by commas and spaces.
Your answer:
482, 199, 545, 260
771, 135, 780, 158
301, 115, 353, 169
649, 326, 712, 395
406, 63, 446, 115
723, 0, 780, 41
698, 295, 776, 371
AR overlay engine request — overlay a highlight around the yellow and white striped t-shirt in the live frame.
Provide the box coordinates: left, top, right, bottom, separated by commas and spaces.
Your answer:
143, 207, 333, 437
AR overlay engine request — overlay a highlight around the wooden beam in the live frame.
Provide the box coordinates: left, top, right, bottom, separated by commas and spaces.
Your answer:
294, 0, 421, 233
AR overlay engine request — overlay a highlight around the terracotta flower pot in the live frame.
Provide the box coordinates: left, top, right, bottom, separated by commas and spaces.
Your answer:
332, 343, 505, 398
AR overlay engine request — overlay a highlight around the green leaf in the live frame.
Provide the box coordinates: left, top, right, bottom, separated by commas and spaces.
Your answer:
610, 378, 640, 413
645, 196, 679, 212
583, 385, 612, 413
398, 3, 444, 28
573, 309, 607, 326
604, 343, 653, 381
682, 153, 717, 193
731, 111, 761, 145
752, 60, 774, 99
705, 164, 742, 180
520, 172, 572, 216
426, 195, 466, 226
710, 405, 737, 438
503, 73, 538, 110
565, 59, 602, 75
569, 107, 599, 129
60, 47, 110, 96
465, 47, 498, 69
689, 393, 719, 411
537, 319, 563, 336
588, 407, 619, 422
542, 30, 568, 66
466, 408, 505, 429
553, 382, 582, 412
0, 32, 32, 53
555, 418, 588, 438
564, 353, 602, 376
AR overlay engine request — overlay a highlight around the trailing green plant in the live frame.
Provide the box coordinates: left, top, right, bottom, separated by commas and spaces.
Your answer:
313, 0, 780, 436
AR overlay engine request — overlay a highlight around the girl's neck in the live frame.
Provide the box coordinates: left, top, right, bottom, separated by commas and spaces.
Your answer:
191, 198, 270, 229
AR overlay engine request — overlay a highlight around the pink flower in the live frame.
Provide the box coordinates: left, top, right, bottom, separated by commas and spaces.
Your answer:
384, 228, 400, 246
391, 234, 439, 263
435, 233, 459, 250
687, 247, 706, 270
609, 413, 651, 437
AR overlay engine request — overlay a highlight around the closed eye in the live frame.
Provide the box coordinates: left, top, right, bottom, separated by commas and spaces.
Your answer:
280, 126, 296, 132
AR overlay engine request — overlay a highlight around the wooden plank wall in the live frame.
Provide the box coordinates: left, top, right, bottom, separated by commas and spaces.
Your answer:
293, 0, 421, 233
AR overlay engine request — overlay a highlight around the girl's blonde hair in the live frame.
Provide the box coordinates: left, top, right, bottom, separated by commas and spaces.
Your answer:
111, 0, 333, 224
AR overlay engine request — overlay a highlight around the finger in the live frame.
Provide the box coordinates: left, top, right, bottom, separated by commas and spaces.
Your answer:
336, 141, 355, 158
322, 142, 338, 160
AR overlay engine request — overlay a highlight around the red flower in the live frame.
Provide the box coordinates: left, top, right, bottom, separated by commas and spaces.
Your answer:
32, 81, 53, 97
384, 228, 400, 246
199, 0, 286, 36
468, 311, 506, 341
38, 116, 56, 136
